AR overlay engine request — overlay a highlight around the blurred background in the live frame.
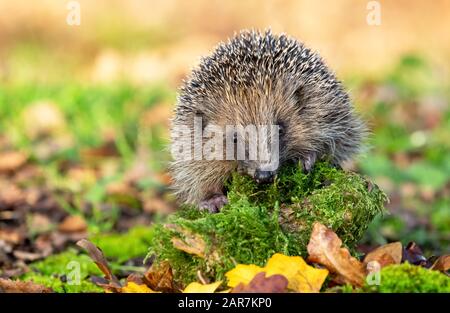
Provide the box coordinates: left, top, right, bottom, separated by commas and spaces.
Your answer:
0, 0, 449, 282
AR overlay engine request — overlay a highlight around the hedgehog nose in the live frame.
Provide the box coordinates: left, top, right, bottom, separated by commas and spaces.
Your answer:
254, 170, 275, 184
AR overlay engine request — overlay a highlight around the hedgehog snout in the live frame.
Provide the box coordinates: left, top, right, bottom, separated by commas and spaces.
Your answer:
253, 169, 275, 184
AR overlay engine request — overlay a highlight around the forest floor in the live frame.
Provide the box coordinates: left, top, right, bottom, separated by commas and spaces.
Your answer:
0, 55, 449, 292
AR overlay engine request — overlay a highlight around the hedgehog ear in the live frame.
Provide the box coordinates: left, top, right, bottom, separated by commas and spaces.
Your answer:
293, 86, 305, 104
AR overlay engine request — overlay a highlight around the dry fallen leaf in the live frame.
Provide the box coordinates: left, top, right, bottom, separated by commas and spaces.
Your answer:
265, 253, 328, 292
225, 264, 263, 288
13, 250, 44, 262
0, 228, 24, 245
402, 241, 429, 267
0, 151, 28, 173
307, 222, 365, 287
0, 278, 53, 293
76, 239, 121, 291
0, 182, 24, 207
363, 242, 402, 268
430, 255, 450, 273
59, 215, 88, 233
167, 224, 206, 258
231, 272, 288, 293
122, 281, 158, 293
80, 140, 119, 159
183, 281, 222, 293
143, 261, 175, 292
226, 253, 328, 292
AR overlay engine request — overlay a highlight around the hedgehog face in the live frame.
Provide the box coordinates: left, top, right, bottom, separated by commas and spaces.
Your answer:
230, 122, 284, 184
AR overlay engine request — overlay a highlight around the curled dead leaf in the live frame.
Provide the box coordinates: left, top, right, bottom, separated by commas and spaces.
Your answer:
143, 261, 176, 292
76, 239, 121, 291
307, 222, 365, 287
363, 242, 402, 268
430, 255, 450, 273
402, 241, 429, 267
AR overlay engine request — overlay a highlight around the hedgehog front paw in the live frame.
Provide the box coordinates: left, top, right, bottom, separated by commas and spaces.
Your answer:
302, 152, 317, 173
199, 194, 228, 213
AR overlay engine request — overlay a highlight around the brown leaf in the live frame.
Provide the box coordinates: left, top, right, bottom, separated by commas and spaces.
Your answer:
143, 261, 175, 292
76, 239, 121, 290
80, 140, 119, 159
0, 228, 24, 245
59, 215, 87, 233
0, 278, 53, 293
13, 250, 44, 262
0, 182, 24, 207
0, 151, 28, 173
126, 273, 145, 285
231, 272, 288, 293
166, 224, 206, 258
307, 222, 365, 287
402, 241, 430, 267
430, 255, 450, 273
363, 242, 402, 268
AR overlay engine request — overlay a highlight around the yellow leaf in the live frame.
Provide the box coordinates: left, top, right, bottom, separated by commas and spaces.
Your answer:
265, 253, 328, 292
225, 264, 264, 288
122, 282, 158, 293
183, 281, 223, 293
225, 253, 328, 293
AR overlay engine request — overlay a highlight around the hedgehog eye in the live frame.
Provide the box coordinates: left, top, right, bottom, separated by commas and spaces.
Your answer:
233, 132, 238, 144
277, 122, 285, 136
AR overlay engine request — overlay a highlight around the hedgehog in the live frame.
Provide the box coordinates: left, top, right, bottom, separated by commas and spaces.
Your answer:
170, 30, 367, 212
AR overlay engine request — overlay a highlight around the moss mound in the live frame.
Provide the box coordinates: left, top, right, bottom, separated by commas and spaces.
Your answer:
366, 263, 450, 293
147, 161, 387, 285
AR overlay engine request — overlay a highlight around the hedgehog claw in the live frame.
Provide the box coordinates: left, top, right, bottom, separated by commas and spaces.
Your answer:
199, 194, 228, 213
302, 152, 317, 173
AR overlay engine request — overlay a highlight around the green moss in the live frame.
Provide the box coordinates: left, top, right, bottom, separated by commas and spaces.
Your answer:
365, 263, 450, 293
148, 161, 387, 285
21, 249, 103, 293
90, 226, 154, 263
